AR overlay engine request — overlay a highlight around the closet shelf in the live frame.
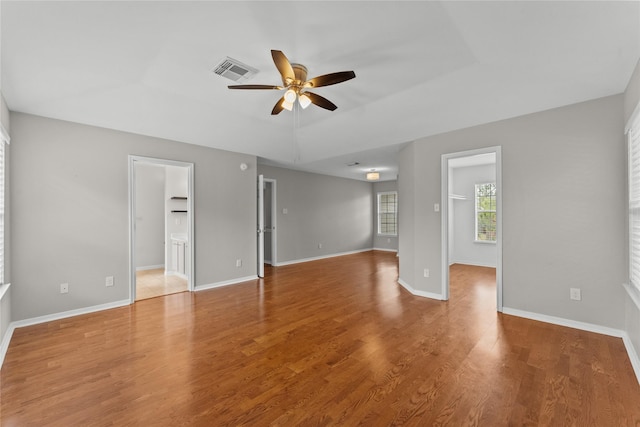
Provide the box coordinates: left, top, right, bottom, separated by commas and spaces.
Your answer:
448, 194, 468, 200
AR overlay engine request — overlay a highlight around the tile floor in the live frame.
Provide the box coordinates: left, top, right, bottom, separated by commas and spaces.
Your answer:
135, 268, 187, 300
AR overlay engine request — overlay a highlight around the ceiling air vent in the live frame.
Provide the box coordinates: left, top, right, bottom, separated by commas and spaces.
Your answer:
212, 57, 258, 82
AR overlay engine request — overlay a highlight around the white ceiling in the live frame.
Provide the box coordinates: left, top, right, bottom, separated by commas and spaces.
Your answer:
2, 1, 639, 182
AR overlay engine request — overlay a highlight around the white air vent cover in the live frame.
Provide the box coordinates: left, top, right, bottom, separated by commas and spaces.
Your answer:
212, 57, 258, 82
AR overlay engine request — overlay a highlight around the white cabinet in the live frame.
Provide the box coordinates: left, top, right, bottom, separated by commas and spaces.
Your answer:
171, 239, 188, 276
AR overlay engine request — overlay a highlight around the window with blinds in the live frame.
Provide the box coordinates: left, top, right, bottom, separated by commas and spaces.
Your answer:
475, 183, 497, 242
377, 191, 397, 236
629, 113, 640, 290
0, 125, 8, 286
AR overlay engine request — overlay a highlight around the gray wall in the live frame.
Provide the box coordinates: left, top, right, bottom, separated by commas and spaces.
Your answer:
450, 164, 497, 267
258, 165, 373, 264
10, 112, 256, 321
134, 163, 165, 269
625, 58, 640, 125
264, 180, 273, 263
372, 180, 398, 251
399, 94, 626, 329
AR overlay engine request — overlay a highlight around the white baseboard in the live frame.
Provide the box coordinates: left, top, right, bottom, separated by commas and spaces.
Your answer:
0, 299, 130, 368
501, 307, 624, 337
622, 332, 640, 385
136, 264, 164, 272
397, 278, 445, 300
195, 275, 258, 292
166, 270, 187, 280
0, 323, 14, 368
11, 299, 131, 329
274, 248, 373, 267
372, 247, 398, 253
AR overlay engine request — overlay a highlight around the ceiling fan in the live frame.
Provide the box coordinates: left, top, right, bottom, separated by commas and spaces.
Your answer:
228, 50, 356, 115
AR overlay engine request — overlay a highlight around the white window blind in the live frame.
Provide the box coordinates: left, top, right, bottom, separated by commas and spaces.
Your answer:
629, 113, 640, 290
0, 126, 8, 287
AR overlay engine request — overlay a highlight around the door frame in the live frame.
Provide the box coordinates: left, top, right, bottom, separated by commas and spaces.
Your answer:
257, 177, 277, 277
258, 174, 264, 278
128, 155, 195, 303
440, 146, 503, 311
264, 178, 277, 267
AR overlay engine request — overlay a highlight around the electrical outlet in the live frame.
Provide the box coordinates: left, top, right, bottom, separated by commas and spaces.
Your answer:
60, 283, 69, 294
236, 259, 242, 268
434, 203, 440, 212
570, 288, 581, 301
318, 243, 322, 249
105, 276, 114, 287
424, 269, 430, 278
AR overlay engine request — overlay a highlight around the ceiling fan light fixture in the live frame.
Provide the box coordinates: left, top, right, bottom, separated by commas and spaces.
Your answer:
298, 93, 312, 109
282, 99, 294, 111
284, 89, 297, 103
366, 171, 380, 181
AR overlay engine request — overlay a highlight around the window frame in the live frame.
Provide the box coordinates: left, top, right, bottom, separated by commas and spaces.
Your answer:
474, 182, 496, 243
377, 191, 398, 236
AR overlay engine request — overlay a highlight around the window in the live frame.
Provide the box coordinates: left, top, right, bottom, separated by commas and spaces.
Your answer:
377, 191, 397, 236
629, 112, 640, 290
475, 183, 496, 242
0, 125, 7, 285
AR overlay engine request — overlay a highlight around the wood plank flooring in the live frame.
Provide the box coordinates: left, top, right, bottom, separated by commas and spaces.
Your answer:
135, 268, 187, 301
2, 252, 640, 425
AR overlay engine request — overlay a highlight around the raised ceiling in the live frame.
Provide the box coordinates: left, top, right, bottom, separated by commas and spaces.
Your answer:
2, 1, 639, 181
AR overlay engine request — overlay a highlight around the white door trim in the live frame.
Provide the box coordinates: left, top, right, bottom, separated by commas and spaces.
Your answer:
258, 174, 265, 278
440, 146, 503, 311
128, 155, 195, 303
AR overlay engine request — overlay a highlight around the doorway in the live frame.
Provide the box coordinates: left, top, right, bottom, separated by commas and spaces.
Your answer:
441, 147, 502, 311
257, 176, 277, 277
128, 156, 195, 303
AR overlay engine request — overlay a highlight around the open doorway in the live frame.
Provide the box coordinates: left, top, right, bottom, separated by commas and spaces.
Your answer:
129, 156, 194, 302
257, 176, 277, 277
441, 147, 502, 311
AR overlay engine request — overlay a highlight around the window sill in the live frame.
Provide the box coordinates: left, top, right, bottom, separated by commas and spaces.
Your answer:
474, 240, 496, 245
624, 283, 640, 312
378, 234, 397, 238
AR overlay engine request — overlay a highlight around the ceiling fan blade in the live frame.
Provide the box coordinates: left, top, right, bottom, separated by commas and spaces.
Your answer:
228, 84, 282, 90
305, 71, 356, 88
271, 96, 286, 115
305, 92, 338, 111
271, 50, 295, 84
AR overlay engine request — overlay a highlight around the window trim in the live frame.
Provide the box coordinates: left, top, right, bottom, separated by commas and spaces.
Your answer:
377, 191, 398, 236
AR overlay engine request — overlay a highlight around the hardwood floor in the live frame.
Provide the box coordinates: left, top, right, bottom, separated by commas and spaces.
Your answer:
136, 268, 187, 300
2, 252, 639, 425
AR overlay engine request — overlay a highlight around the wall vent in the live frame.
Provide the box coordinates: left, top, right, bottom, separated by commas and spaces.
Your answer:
212, 57, 258, 82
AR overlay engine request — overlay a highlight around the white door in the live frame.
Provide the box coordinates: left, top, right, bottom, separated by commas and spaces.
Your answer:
257, 174, 265, 278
